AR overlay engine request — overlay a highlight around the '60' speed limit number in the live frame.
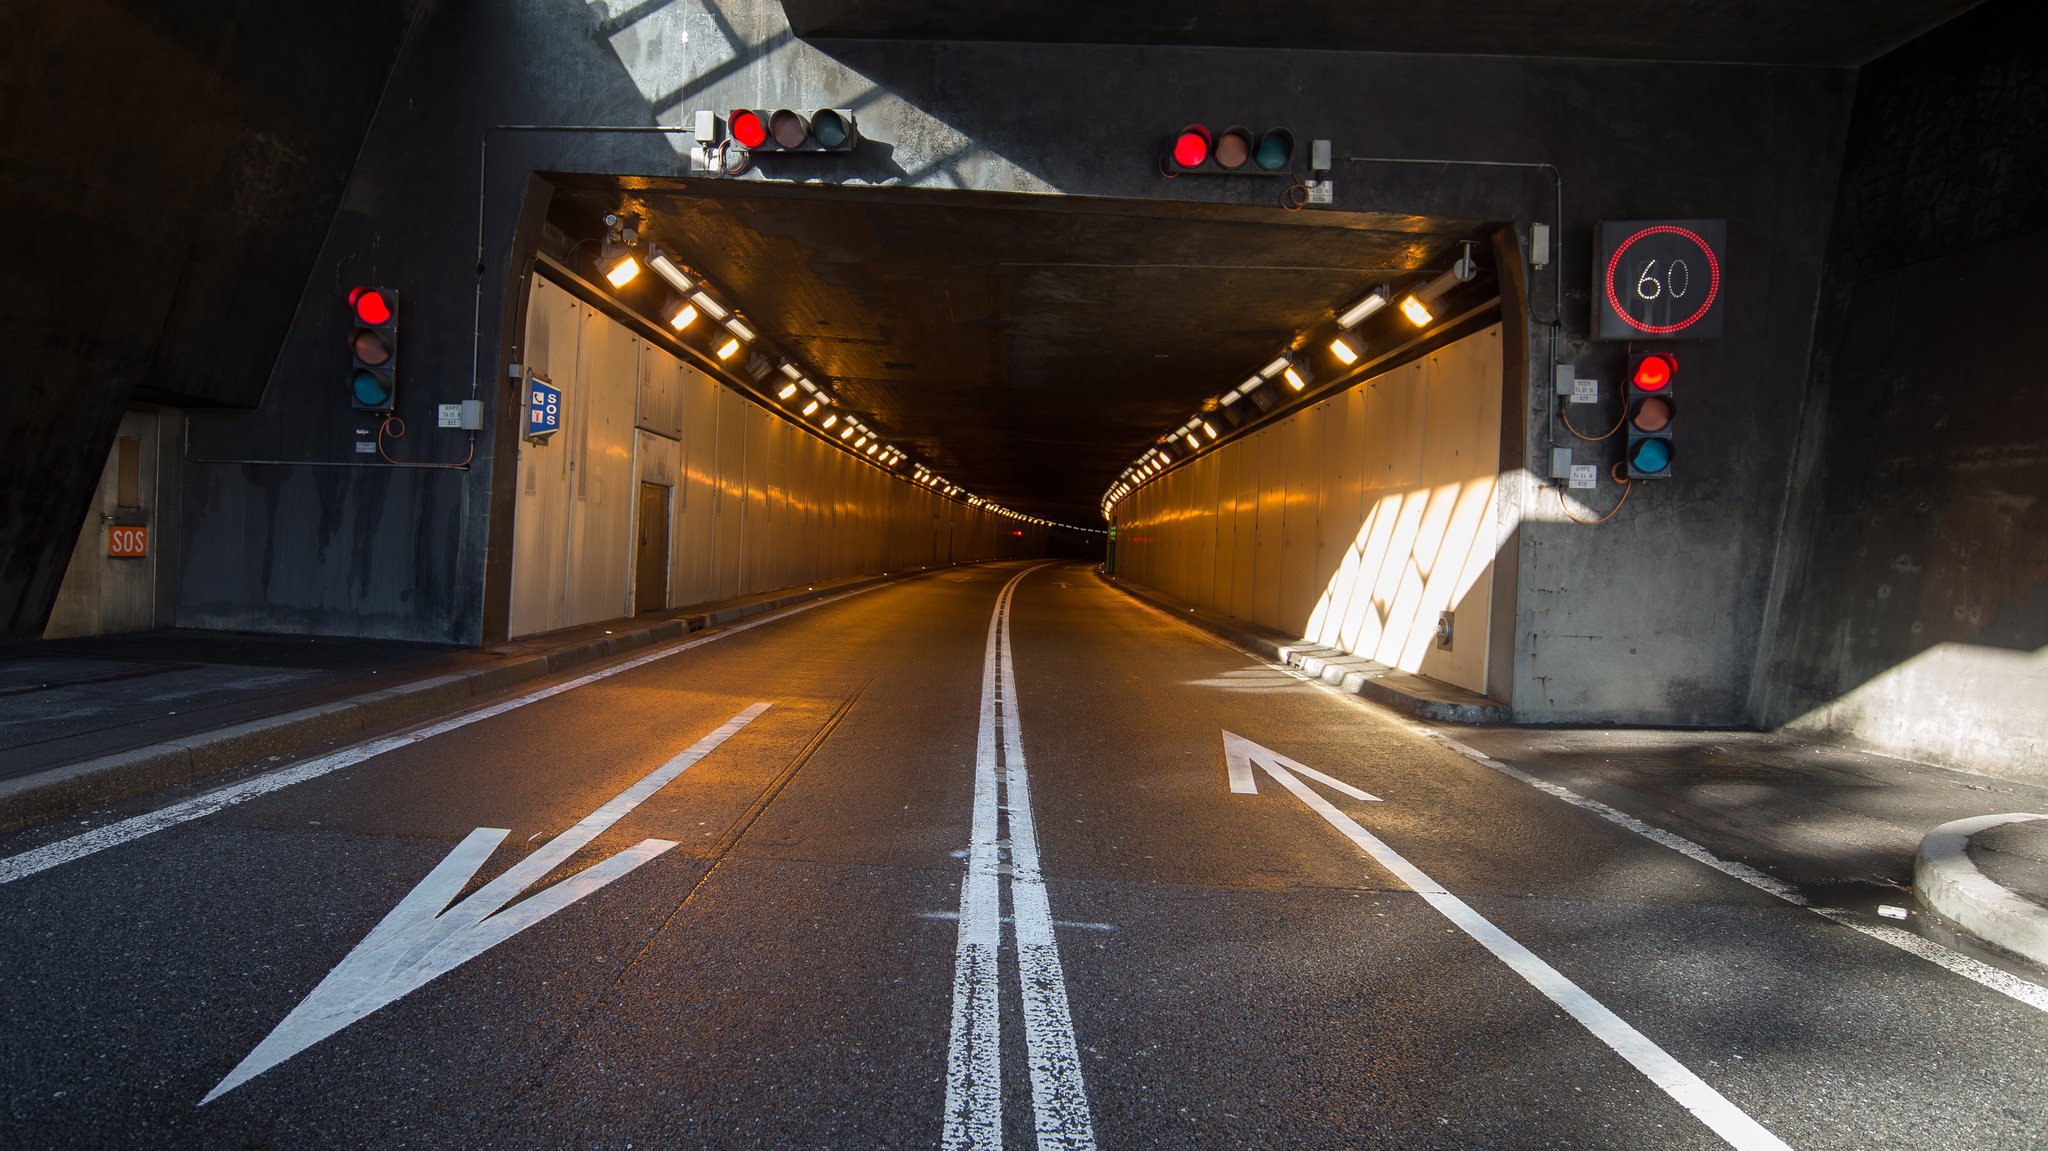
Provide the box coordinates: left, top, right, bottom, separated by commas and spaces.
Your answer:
1596, 219, 1726, 341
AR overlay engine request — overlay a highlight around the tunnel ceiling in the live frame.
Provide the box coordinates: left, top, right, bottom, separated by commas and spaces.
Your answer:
779, 0, 1985, 67
547, 177, 1492, 526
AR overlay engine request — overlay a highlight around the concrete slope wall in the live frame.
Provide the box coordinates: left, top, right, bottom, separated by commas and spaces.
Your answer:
1758, 0, 2048, 781
0, 0, 416, 638
1115, 325, 1506, 698
166, 0, 1849, 696
510, 275, 1026, 637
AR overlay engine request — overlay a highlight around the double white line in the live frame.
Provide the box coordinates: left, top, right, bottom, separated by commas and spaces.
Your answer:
943, 566, 1095, 1150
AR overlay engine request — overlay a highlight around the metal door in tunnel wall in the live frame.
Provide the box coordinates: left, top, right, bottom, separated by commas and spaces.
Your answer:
636, 482, 670, 614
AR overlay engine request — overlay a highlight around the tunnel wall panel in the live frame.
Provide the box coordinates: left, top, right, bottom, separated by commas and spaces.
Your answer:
1117, 326, 1503, 698
507, 274, 1019, 637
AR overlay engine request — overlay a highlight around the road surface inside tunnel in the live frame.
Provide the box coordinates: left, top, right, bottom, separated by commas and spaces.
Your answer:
2, 561, 2045, 1149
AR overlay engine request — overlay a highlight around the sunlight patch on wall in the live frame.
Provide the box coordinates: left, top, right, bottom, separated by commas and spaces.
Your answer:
1785, 641, 2048, 782
1306, 474, 1501, 676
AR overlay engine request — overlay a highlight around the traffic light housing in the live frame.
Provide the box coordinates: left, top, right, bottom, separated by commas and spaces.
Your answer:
727, 108, 859, 152
1624, 351, 1675, 479
1164, 124, 1296, 174
348, 286, 398, 412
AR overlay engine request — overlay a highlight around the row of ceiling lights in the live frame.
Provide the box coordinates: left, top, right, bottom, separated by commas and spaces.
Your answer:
1099, 244, 1480, 521
597, 222, 1098, 534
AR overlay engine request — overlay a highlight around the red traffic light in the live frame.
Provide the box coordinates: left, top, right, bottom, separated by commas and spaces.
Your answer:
1631, 352, 1675, 391
1172, 125, 1211, 167
730, 109, 768, 149
1163, 124, 1296, 175
350, 286, 392, 326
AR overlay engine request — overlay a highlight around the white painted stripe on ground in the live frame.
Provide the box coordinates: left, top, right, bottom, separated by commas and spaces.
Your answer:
0, 586, 880, 887
1418, 731, 2048, 1016
1257, 757, 1793, 1151
942, 564, 1096, 1151
996, 574, 1095, 1151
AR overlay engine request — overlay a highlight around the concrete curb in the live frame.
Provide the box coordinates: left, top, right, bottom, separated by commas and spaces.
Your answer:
0, 572, 903, 837
1914, 812, 2048, 966
1095, 569, 1510, 725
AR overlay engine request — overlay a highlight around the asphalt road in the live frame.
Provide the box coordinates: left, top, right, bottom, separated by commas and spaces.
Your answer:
3, 561, 2044, 1149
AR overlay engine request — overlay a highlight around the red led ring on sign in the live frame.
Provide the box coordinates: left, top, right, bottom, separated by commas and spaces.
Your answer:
730, 110, 767, 149
1604, 225, 1722, 335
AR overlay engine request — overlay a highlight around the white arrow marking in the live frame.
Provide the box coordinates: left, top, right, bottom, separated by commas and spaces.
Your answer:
1221, 730, 1380, 802
202, 701, 770, 1104
1229, 734, 1790, 1151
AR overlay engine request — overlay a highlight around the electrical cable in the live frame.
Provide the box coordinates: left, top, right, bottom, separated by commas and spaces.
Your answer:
1561, 404, 1625, 441
1556, 461, 1633, 526
1280, 178, 1310, 211
376, 416, 475, 469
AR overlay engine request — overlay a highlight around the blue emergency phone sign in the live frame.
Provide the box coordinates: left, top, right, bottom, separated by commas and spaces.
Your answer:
525, 373, 562, 442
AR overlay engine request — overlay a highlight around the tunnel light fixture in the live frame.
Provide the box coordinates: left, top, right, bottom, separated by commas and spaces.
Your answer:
802, 399, 821, 416
1221, 389, 1242, 406
1329, 336, 1359, 364
1258, 355, 1290, 379
1203, 421, 1219, 440
1401, 242, 1481, 327
780, 362, 803, 380
604, 253, 641, 288
797, 378, 818, 394
1282, 359, 1309, 391
690, 291, 728, 321
1336, 285, 1391, 329
648, 248, 693, 293
841, 425, 856, 439
867, 443, 879, 456
822, 413, 838, 428
855, 435, 869, 448
668, 302, 700, 331
725, 318, 756, 342
776, 381, 799, 400
716, 337, 741, 360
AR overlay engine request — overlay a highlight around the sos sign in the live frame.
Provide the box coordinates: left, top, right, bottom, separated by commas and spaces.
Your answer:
1596, 220, 1725, 341
108, 525, 149, 558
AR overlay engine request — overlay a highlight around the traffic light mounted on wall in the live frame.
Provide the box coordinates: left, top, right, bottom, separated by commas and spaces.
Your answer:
348, 286, 399, 412
1164, 124, 1296, 174
1624, 351, 1676, 479
727, 108, 859, 152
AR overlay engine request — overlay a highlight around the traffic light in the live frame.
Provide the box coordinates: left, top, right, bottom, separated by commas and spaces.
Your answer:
1624, 351, 1676, 479
1164, 124, 1296, 174
348, 286, 398, 412
727, 108, 859, 152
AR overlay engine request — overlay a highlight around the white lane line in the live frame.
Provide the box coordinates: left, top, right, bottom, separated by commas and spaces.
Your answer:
943, 564, 1096, 1151
1255, 756, 1793, 1151
0, 585, 882, 887
1421, 732, 2048, 1015
202, 703, 769, 1103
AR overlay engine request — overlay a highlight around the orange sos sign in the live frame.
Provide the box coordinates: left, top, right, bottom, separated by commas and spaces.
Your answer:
108, 525, 149, 558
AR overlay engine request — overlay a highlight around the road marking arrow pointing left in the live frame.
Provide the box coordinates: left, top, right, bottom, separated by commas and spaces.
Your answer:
1221, 730, 1380, 802
202, 701, 771, 1104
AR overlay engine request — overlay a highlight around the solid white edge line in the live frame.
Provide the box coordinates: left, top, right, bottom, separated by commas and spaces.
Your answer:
0, 585, 882, 887
1419, 731, 2048, 1016
1258, 758, 1793, 1151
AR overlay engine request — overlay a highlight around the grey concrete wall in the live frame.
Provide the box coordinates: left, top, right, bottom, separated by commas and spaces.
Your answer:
1758, 0, 2048, 780
0, 0, 417, 639
180, 0, 1853, 702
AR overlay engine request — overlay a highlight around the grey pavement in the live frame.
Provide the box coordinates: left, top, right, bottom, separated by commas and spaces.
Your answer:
3, 562, 2045, 977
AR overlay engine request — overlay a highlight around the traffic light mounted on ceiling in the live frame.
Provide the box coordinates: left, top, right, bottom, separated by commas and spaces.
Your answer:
348, 286, 398, 412
727, 108, 859, 153
1164, 124, 1296, 175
